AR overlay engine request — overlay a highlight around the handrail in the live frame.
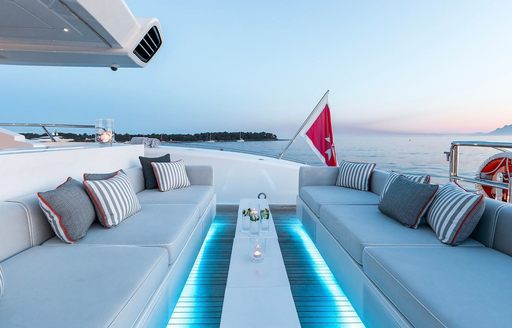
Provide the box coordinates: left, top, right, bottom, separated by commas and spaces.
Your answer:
0, 123, 94, 128
0, 123, 95, 142
448, 140, 512, 203
451, 140, 512, 148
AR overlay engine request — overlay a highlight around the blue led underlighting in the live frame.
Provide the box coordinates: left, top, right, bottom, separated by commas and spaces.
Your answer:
167, 221, 224, 327
168, 214, 365, 327
288, 223, 365, 327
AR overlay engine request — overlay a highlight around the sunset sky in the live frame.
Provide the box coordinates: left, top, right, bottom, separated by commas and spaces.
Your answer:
1, 0, 511, 137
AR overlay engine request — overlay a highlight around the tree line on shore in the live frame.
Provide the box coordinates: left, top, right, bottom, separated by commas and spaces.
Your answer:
21, 131, 278, 142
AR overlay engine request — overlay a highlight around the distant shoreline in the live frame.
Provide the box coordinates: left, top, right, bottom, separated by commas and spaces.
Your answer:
164, 139, 291, 143
20, 131, 281, 143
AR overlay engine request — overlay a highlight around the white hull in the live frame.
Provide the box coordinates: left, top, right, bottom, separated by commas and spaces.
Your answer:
0, 144, 303, 205
145, 146, 303, 205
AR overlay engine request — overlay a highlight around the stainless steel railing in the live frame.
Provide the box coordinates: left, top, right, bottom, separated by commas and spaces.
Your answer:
0, 123, 94, 142
448, 141, 512, 203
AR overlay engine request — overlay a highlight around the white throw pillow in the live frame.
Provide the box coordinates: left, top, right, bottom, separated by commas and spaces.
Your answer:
427, 183, 485, 245
151, 160, 191, 192
336, 160, 375, 191
83, 172, 141, 228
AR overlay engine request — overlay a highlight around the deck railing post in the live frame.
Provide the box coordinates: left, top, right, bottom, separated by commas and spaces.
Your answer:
41, 125, 57, 142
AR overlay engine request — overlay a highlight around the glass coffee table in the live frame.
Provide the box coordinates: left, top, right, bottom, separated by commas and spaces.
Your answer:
220, 198, 301, 328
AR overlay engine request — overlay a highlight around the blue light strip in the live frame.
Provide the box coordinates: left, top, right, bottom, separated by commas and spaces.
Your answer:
285, 223, 366, 327
168, 214, 365, 327
167, 221, 224, 326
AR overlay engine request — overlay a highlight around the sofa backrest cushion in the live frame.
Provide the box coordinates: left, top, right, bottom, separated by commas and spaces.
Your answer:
0, 202, 31, 262
185, 165, 214, 186
124, 167, 145, 193
490, 205, 512, 256
471, 198, 507, 247
6, 194, 54, 246
370, 169, 390, 196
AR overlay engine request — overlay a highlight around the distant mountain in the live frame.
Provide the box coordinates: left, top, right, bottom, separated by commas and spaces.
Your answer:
488, 124, 512, 135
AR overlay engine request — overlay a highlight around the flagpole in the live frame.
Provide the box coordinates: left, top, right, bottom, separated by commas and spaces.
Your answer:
277, 90, 329, 160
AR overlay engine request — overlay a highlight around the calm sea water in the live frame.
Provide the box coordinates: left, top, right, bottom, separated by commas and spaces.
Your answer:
166, 134, 512, 184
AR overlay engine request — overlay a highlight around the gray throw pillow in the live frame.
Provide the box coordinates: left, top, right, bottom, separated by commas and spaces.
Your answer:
37, 178, 96, 243
379, 175, 439, 228
83, 169, 124, 181
139, 154, 170, 189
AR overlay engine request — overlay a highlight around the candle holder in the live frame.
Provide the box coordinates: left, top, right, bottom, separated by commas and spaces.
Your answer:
250, 237, 265, 263
95, 118, 115, 145
260, 208, 270, 232
241, 213, 250, 231
249, 206, 260, 235
242, 202, 261, 235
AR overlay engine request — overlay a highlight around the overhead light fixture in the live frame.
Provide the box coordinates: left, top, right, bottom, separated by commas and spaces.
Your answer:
63, 28, 69, 32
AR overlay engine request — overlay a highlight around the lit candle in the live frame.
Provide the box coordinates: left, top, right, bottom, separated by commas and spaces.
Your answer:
100, 131, 112, 143
253, 244, 262, 259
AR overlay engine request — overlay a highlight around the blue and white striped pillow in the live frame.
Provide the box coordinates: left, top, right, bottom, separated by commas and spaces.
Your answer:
83, 172, 141, 228
427, 183, 485, 245
0, 266, 5, 297
380, 172, 431, 201
151, 160, 191, 192
336, 160, 376, 191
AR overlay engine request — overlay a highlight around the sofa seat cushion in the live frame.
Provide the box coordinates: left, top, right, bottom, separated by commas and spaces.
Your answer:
319, 205, 482, 265
300, 186, 379, 216
363, 246, 512, 328
0, 245, 167, 328
45, 204, 200, 265
137, 185, 214, 215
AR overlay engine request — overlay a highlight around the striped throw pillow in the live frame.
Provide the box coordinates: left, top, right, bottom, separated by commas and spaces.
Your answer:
380, 172, 431, 201
336, 160, 376, 191
427, 183, 485, 245
151, 160, 191, 192
83, 172, 141, 228
0, 266, 4, 297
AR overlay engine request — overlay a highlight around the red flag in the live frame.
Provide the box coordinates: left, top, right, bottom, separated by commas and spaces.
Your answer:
303, 104, 337, 166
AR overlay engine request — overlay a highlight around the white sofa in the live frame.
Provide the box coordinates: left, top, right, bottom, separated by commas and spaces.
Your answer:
298, 166, 512, 328
0, 165, 215, 328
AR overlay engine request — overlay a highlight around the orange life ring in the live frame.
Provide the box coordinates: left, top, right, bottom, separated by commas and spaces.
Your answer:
477, 153, 512, 202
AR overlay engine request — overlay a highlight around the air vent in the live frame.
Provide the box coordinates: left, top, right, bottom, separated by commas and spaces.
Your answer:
133, 26, 162, 63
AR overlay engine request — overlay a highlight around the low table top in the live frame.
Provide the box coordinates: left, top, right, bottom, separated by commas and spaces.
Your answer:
220, 198, 300, 328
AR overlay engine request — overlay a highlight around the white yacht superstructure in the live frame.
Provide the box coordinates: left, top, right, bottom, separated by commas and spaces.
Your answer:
0, 0, 162, 69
